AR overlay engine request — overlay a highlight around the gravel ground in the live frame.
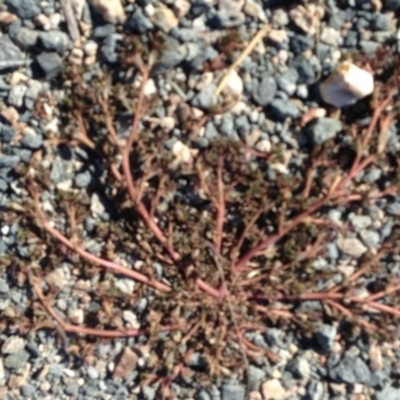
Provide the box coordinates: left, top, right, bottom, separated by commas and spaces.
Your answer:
2, 0, 400, 399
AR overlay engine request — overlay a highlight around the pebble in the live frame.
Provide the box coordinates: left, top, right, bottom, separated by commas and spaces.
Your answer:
337, 237, 368, 258
88, 0, 126, 24
145, 3, 178, 33
319, 62, 374, 108
270, 98, 300, 120
126, 6, 153, 33
36, 52, 63, 79
0, 36, 25, 71
39, 31, 71, 54
21, 127, 43, 149
5, 0, 41, 19
307, 118, 343, 145
191, 84, 217, 110
261, 378, 287, 400
329, 356, 371, 384
112, 347, 138, 379
1, 336, 25, 354
315, 324, 337, 352
223, 69, 244, 96
252, 76, 277, 106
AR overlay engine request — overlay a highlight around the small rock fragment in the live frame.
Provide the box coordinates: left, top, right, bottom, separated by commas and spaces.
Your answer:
307, 118, 342, 145
113, 347, 138, 379
319, 62, 374, 108
337, 237, 368, 258
289, 4, 324, 36
146, 3, 178, 33
261, 378, 287, 400
88, 0, 126, 24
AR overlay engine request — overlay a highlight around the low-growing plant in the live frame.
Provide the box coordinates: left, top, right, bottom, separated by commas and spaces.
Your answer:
3, 46, 400, 397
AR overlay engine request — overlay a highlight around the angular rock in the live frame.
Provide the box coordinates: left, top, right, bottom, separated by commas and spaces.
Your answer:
319, 62, 374, 108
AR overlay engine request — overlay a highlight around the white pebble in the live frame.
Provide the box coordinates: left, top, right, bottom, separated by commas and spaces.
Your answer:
319, 62, 374, 108
88, 0, 126, 24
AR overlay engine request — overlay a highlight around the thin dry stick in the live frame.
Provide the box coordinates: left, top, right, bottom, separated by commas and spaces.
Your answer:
215, 158, 225, 253
59, 0, 80, 41
215, 24, 271, 97
29, 185, 172, 292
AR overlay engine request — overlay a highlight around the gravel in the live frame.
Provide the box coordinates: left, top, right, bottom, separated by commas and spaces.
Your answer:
0, 0, 399, 399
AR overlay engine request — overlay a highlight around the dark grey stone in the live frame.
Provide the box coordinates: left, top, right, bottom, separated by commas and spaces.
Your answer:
0, 36, 25, 72
329, 355, 371, 384
308, 118, 342, 145
100, 34, 122, 64
191, 84, 217, 110
4, 349, 30, 370
0, 123, 16, 143
208, 11, 245, 29
93, 24, 116, 39
126, 6, 154, 33
385, 0, 400, 9
290, 35, 314, 54
39, 31, 71, 54
0, 154, 20, 168
252, 76, 277, 106
270, 98, 299, 120
235, 115, 250, 136
293, 56, 318, 85
153, 38, 186, 74
5, 0, 41, 19
13, 27, 39, 50
36, 52, 63, 79
315, 324, 337, 352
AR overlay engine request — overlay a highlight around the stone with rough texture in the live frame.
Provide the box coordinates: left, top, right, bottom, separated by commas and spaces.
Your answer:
112, 347, 138, 378
337, 237, 368, 258
0, 36, 25, 72
319, 62, 374, 108
308, 118, 342, 145
261, 378, 287, 400
5, 0, 40, 19
88, 0, 126, 24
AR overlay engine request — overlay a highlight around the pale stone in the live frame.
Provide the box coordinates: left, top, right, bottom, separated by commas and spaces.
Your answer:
223, 69, 244, 96
337, 237, 368, 258
261, 378, 288, 400
267, 29, 289, 44
145, 3, 178, 33
289, 4, 324, 36
144, 79, 157, 97
255, 138, 272, 153
88, 0, 126, 24
244, 0, 266, 21
171, 140, 196, 165
69, 309, 84, 324
173, 0, 191, 18
319, 62, 374, 108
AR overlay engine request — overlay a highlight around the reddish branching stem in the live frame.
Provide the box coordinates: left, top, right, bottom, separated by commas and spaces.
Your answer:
29, 185, 172, 293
